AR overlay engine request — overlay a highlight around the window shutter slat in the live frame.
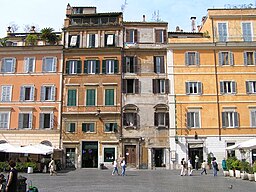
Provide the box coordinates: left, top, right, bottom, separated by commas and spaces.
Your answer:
102, 60, 106, 74
154, 112, 158, 126
244, 52, 248, 66
222, 112, 226, 128
29, 113, 32, 129
50, 113, 54, 128
153, 56, 157, 73
51, 86, 56, 101
185, 82, 189, 95
122, 80, 127, 93
135, 79, 139, 94
30, 86, 35, 101
96, 60, 100, 74
160, 56, 165, 73
165, 80, 169, 94
219, 52, 223, 66
165, 112, 169, 128
246, 81, 250, 94
234, 112, 239, 128
187, 112, 191, 128
152, 79, 156, 94
163, 30, 167, 43
220, 82, 224, 94
66, 61, 70, 74
114, 60, 118, 73
134, 57, 138, 73
39, 113, 44, 129
196, 52, 200, 65
77, 60, 82, 74
251, 111, 256, 127
195, 112, 200, 127
40, 86, 45, 101
123, 57, 127, 73
84, 60, 88, 74
18, 113, 23, 129
20, 86, 24, 101
232, 81, 236, 94
134, 29, 138, 43
53, 57, 57, 72
229, 52, 234, 66
185, 52, 189, 65
198, 82, 202, 95
254, 52, 256, 65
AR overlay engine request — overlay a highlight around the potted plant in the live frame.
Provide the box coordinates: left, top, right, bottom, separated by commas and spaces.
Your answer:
240, 160, 249, 180
232, 159, 241, 178
25, 34, 38, 46
207, 153, 213, 169
227, 156, 237, 177
248, 165, 255, 181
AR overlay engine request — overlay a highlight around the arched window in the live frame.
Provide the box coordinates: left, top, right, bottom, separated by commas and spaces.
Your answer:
123, 104, 139, 129
154, 104, 169, 128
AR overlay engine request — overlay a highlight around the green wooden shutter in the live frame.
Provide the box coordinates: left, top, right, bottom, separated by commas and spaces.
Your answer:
96, 60, 100, 74
86, 89, 95, 106
114, 60, 118, 73
84, 60, 88, 74
66, 61, 70, 74
77, 60, 82, 74
105, 89, 114, 106
102, 60, 106, 74
68, 90, 77, 106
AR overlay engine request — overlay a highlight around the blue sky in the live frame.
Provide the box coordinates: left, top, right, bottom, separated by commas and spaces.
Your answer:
1, 0, 255, 37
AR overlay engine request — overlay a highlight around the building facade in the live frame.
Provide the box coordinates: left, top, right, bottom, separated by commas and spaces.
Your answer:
168, 8, 256, 169
0, 29, 63, 160
122, 20, 170, 169
62, 5, 123, 169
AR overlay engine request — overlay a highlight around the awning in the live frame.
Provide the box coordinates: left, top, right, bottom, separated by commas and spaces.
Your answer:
225, 138, 256, 150
0, 143, 54, 155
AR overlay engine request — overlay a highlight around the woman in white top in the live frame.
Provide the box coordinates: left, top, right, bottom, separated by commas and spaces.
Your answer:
187, 157, 193, 176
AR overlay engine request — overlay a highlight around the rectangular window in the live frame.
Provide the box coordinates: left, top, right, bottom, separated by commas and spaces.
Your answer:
153, 79, 169, 94
220, 81, 236, 94
186, 82, 202, 95
244, 51, 255, 66
0, 112, 9, 129
84, 60, 99, 74
154, 112, 169, 128
1, 58, 16, 73
242, 22, 252, 42
66, 60, 82, 74
24, 57, 35, 73
104, 148, 115, 162
102, 60, 118, 74
87, 34, 98, 48
154, 56, 164, 73
218, 52, 234, 66
69, 35, 80, 47
227, 143, 236, 157
246, 81, 256, 94
67, 89, 77, 106
40, 85, 55, 101
20, 85, 35, 101
218, 23, 227, 42
222, 111, 239, 128
18, 113, 32, 129
123, 113, 137, 127
124, 56, 137, 73
67, 122, 76, 133
122, 79, 139, 94
1, 85, 12, 102
250, 110, 256, 128
105, 34, 115, 46
187, 111, 200, 128
105, 89, 114, 106
86, 89, 96, 106
42, 57, 57, 72
104, 123, 117, 132
39, 113, 54, 129
82, 123, 95, 132
155, 29, 166, 43
185, 52, 200, 65
126, 29, 137, 43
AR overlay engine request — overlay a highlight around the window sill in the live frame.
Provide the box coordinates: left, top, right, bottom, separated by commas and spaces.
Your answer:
124, 126, 137, 129
156, 126, 168, 129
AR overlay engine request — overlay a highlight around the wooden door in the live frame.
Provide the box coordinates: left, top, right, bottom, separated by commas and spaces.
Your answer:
125, 145, 136, 167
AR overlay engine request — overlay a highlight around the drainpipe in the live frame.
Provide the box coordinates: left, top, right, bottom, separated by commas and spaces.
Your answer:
211, 18, 221, 141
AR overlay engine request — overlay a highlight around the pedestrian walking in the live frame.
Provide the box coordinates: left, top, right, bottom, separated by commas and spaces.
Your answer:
48, 158, 57, 176
0, 174, 6, 192
195, 155, 199, 170
5, 160, 18, 192
180, 158, 187, 176
211, 157, 218, 176
112, 159, 119, 176
121, 158, 126, 176
187, 157, 193, 176
200, 160, 207, 175
222, 157, 227, 171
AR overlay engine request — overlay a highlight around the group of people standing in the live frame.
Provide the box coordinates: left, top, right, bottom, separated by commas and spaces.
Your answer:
112, 157, 126, 176
180, 155, 222, 177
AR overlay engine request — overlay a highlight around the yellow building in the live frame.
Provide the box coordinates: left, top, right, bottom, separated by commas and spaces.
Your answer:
168, 8, 256, 169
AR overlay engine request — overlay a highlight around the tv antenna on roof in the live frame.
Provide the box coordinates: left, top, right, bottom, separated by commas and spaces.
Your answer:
121, 0, 128, 12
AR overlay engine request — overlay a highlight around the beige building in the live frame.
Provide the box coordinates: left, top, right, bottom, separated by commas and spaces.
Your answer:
122, 20, 170, 169
168, 8, 256, 169
62, 5, 123, 169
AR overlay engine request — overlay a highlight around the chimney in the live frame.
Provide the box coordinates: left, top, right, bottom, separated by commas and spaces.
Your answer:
190, 16, 196, 32
176, 26, 180, 32
30, 26, 36, 33
143, 15, 146, 22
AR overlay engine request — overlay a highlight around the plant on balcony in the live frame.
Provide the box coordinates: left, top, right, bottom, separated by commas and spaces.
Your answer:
25, 34, 38, 46
40, 27, 59, 45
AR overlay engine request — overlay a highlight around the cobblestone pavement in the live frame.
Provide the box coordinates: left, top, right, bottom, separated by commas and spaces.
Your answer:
5, 169, 256, 192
